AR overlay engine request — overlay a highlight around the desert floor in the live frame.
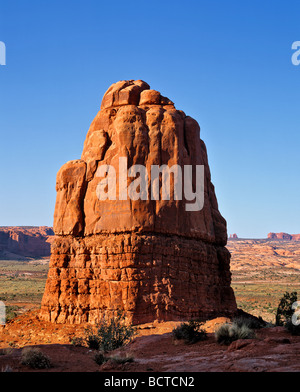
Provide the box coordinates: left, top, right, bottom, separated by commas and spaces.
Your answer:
0, 239, 300, 372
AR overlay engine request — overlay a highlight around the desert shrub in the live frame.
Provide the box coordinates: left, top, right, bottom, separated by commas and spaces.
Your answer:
94, 351, 107, 365
109, 354, 134, 364
20, 348, 51, 369
6, 306, 19, 322
93, 352, 134, 366
85, 332, 101, 350
275, 291, 298, 326
275, 291, 300, 335
232, 315, 264, 330
172, 320, 207, 344
84, 310, 136, 352
0, 347, 13, 356
1, 365, 13, 372
285, 319, 300, 336
215, 322, 256, 345
70, 337, 85, 347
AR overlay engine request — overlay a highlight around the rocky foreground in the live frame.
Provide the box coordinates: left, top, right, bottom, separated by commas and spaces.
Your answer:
0, 310, 299, 372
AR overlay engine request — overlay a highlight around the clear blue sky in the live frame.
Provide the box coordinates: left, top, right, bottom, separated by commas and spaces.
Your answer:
0, 0, 299, 238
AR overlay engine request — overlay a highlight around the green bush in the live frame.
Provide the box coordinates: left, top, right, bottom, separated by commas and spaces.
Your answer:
172, 320, 207, 344
215, 322, 256, 345
85, 332, 101, 350
232, 315, 264, 330
275, 291, 298, 326
84, 310, 136, 352
6, 306, 19, 322
20, 348, 51, 369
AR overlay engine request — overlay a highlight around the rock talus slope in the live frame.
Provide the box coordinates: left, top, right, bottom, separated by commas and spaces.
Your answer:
40, 80, 237, 324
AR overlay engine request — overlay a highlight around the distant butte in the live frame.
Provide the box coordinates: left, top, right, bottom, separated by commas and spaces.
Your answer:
268, 232, 300, 241
0, 226, 54, 260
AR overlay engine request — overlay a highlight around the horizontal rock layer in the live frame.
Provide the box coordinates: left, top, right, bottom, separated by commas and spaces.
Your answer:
40, 233, 236, 324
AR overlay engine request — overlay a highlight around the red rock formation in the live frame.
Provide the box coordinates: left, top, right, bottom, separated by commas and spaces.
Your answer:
40, 80, 237, 325
229, 234, 238, 239
268, 232, 300, 241
0, 226, 54, 259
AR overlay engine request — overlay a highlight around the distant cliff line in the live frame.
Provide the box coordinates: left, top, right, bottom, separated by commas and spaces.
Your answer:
268, 232, 300, 241
228, 232, 300, 241
0, 226, 54, 260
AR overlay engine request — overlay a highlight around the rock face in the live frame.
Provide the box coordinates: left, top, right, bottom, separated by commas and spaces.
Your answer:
0, 226, 54, 260
268, 233, 300, 241
40, 80, 237, 324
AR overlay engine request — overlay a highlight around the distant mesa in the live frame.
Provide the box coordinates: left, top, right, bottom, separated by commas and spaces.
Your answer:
267, 232, 300, 241
0, 226, 54, 260
229, 234, 238, 239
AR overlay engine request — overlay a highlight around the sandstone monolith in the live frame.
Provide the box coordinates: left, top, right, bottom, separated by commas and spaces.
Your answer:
40, 80, 237, 324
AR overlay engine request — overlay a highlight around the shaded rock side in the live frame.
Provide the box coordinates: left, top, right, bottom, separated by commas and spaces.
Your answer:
40, 80, 237, 324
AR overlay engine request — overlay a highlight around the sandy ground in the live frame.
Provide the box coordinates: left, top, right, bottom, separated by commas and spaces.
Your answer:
0, 310, 300, 372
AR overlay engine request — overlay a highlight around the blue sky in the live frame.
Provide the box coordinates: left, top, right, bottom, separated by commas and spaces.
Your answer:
0, 0, 299, 238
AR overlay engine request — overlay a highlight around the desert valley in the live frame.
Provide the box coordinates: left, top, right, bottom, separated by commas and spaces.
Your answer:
0, 226, 300, 372
1, 227, 300, 325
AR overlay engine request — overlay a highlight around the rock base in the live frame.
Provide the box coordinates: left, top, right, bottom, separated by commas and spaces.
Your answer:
40, 233, 237, 325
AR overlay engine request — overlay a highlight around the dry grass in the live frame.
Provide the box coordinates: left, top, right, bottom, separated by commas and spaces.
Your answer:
229, 239, 300, 323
